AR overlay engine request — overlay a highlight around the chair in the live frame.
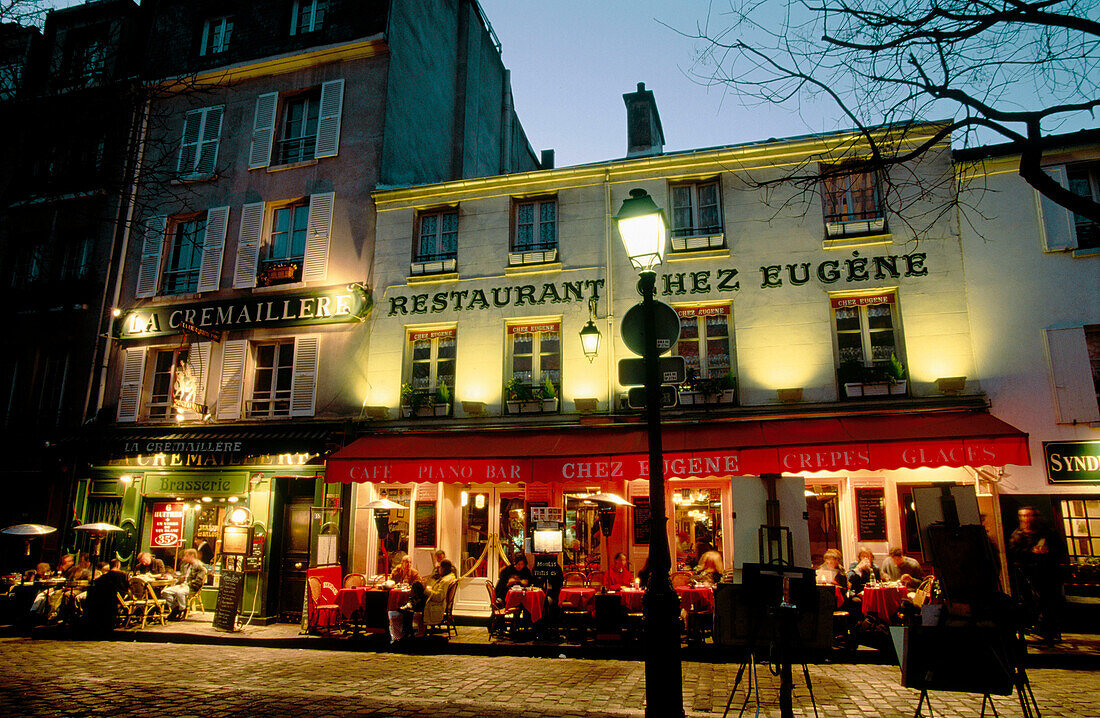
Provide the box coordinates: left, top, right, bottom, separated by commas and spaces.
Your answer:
140, 581, 168, 628
125, 578, 154, 628
184, 590, 205, 618
586, 572, 605, 591
670, 571, 693, 589
306, 576, 341, 633
343, 573, 367, 588
563, 571, 586, 587
427, 579, 459, 637
912, 575, 935, 607
116, 590, 140, 628
485, 579, 517, 638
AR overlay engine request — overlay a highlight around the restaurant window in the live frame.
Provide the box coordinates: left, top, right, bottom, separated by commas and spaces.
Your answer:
805, 484, 841, 567
672, 487, 723, 571
1067, 163, 1100, 250
375, 488, 411, 575
511, 197, 557, 264
821, 163, 885, 237
670, 179, 723, 250
161, 215, 206, 295
405, 328, 456, 405
675, 305, 735, 402
506, 322, 560, 411
247, 341, 294, 418
200, 16, 233, 56
412, 208, 458, 274
564, 492, 602, 571
832, 293, 906, 394
291, 0, 327, 35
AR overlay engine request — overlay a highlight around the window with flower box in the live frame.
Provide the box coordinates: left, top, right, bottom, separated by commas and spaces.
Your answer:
832, 293, 906, 398
511, 197, 557, 265
403, 328, 456, 417
412, 208, 459, 275
821, 164, 885, 238
505, 322, 560, 414
670, 180, 723, 251
674, 305, 735, 405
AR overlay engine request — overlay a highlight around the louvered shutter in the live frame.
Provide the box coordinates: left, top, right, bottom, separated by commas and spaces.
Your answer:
195, 106, 224, 175
177, 109, 202, 174
302, 192, 334, 282
181, 341, 212, 420
233, 202, 265, 288
1040, 165, 1077, 251
196, 206, 229, 293
135, 215, 167, 298
248, 93, 279, 169
116, 348, 146, 423
290, 335, 319, 417
216, 339, 247, 420
314, 79, 344, 159
1045, 327, 1100, 423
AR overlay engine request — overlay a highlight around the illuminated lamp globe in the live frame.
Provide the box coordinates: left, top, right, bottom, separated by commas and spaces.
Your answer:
614, 188, 668, 271
579, 319, 601, 361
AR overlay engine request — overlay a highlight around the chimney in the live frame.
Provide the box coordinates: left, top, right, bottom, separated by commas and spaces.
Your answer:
623, 82, 665, 158
540, 149, 555, 169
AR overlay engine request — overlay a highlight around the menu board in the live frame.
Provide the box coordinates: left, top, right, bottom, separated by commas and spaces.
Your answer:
212, 569, 244, 632
150, 502, 185, 548
632, 496, 651, 545
855, 487, 888, 542
243, 533, 265, 573
414, 502, 437, 548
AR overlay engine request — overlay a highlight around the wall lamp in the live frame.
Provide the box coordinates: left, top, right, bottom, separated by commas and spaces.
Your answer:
579, 296, 603, 361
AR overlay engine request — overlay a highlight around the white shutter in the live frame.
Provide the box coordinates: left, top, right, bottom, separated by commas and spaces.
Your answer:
194, 106, 224, 175
181, 341, 213, 421
1044, 327, 1100, 423
314, 79, 344, 159
248, 92, 279, 169
177, 109, 202, 174
302, 192, 334, 282
216, 339, 247, 421
196, 206, 229, 293
1040, 165, 1077, 251
233, 201, 265, 288
290, 335, 319, 417
116, 347, 146, 423
135, 215, 167, 299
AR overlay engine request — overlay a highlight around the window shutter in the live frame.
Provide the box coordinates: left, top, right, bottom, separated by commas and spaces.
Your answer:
1039, 165, 1077, 251
233, 201, 265, 288
1044, 327, 1100, 423
181, 341, 213, 421
302, 192, 334, 282
216, 339, 247, 421
314, 79, 344, 159
248, 92, 278, 169
177, 109, 202, 174
197, 205, 229, 293
116, 347, 146, 423
135, 215, 166, 299
195, 106, 224, 175
290, 335, 319, 417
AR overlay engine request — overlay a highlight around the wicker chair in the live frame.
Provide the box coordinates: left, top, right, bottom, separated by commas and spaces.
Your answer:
670, 571, 693, 589
343, 573, 367, 588
485, 579, 517, 638
563, 571, 586, 587
306, 576, 341, 633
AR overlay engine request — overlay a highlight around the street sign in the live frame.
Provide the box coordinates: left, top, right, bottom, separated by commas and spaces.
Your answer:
626, 385, 678, 410
621, 301, 681, 355
618, 356, 687, 386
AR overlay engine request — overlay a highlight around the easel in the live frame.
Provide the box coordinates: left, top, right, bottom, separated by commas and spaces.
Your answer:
911, 675, 1039, 718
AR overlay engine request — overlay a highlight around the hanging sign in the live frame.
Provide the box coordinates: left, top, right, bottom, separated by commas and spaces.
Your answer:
675, 305, 730, 318
172, 357, 206, 415
150, 501, 185, 548
830, 293, 895, 309
507, 322, 560, 335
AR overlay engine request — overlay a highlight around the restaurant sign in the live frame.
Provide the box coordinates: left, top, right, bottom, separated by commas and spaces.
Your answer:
1044, 441, 1100, 483
150, 501, 185, 547
118, 285, 370, 339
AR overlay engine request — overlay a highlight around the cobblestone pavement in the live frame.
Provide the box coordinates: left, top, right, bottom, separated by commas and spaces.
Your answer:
0, 637, 1097, 717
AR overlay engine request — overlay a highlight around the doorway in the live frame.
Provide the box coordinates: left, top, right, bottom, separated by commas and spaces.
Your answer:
806, 484, 842, 566
459, 485, 525, 587
274, 478, 316, 623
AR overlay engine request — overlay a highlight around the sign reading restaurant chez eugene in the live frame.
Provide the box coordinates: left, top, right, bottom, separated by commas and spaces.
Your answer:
119, 286, 370, 339
1044, 441, 1100, 483
385, 251, 930, 316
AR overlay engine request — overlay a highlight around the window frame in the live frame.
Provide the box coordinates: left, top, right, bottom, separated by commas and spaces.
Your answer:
404, 328, 457, 397
1066, 163, 1100, 250
246, 340, 295, 419
820, 163, 886, 238
831, 292, 907, 396
669, 179, 724, 250
673, 305, 734, 383
160, 212, 207, 296
199, 16, 234, 56
258, 199, 310, 287
411, 207, 459, 275
505, 321, 562, 408
510, 196, 558, 265
273, 88, 322, 166
146, 347, 188, 420
290, 0, 328, 36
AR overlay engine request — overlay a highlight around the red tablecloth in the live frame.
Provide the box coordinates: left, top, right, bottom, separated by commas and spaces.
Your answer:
619, 588, 644, 612
504, 587, 545, 623
675, 585, 715, 613
335, 587, 366, 620
861, 585, 909, 620
834, 585, 845, 608
558, 586, 597, 615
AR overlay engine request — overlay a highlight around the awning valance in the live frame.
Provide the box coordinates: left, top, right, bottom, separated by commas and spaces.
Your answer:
325, 411, 1030, 484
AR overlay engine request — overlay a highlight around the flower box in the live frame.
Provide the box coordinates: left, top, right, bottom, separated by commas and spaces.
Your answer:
844, 380, 907, 398
400, 403, 451, 418
506, 397, 558, 414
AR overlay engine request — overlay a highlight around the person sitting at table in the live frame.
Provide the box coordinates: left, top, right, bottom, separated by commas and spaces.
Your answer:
390, 555, 421, 585
420, 559, 457, 635
132, 552, 154, 574
162, 549, 207, 620
881, 547, 924, 587
494, 553, 532, 605
694, 548, 724, 586
150, 558, 169, 576
432, 549, 447, 572
607, 552, 633, 590
847, 548, 880, 594
816, 549, 848, 589
637, 558, 650, 589
52, 554, 74, 579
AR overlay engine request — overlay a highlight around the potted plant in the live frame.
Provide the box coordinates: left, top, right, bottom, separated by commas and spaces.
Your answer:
678, 369, 702, 405
434, 382, 452, 416
400, 382, 426, 418
886, 353, 908, 395
504, 377, 534, 414
539, 376, 559, 412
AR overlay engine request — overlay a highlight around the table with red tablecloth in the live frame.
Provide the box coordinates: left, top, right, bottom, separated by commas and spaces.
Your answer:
619, 588, 644, 613
558, 586, 597, 616
675, 585, 715, 613
336, 587, 366, 620
504, 587, 545, 623
861, 584, 909, 621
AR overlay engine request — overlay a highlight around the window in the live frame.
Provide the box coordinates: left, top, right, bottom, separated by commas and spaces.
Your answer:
412, 209, 458, 274
144, 345, 209, 421
407, 328, 456, 394
670, 180, 722, 250
200, 16, 233, 56
291, 0, 328, 35
275, 89, 321, 165
60, 235, 93, 281
0, 61, 22, 100
507, 322, 560, 410
1045, 326, 1100, 423
248, 342, 294, 418
511, 198, 557, 264
258, 201, 308, 286
1062, 499, 1100, 568
675, 306, 733, 382
148, 348, 186, 420
832, 293, 906, 396
1067, 164, 1100, 250
64, 26, 108, 87
233, 194, 333, 289
1088, 325, 1100, 410
177, 106, 224, 177
672, 487, 724, 571
34, 351, 69, 427
161, 216, 206, 295
821, 164, 885, 237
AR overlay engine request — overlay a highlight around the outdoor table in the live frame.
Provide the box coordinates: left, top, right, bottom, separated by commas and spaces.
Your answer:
504, 586, 545, 624
619, 587, 644, 613
674, 585, 715, 613
386, 585, 412, 612
558, 586, 597, 616
335, 587, 367, 620
861, 584, 909, 621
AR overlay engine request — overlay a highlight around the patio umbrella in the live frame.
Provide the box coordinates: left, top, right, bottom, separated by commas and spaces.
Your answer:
1, 524, 57, 558
363, 499, 407, 575
73, 523, 123, 583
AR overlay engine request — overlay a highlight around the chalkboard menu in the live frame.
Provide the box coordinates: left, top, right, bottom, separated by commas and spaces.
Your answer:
855, 487, 888, 542
212, 569, 245, 632
632, 496, 651, 545
414, 502, 437, 548
243, 534, 265, 573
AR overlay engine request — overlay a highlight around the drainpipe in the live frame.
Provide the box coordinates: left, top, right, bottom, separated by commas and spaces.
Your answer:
604, 168, 615, 413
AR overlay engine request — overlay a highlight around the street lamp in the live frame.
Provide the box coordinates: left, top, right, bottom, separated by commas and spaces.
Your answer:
613, 187, 683, 718
579, 297, 602, 361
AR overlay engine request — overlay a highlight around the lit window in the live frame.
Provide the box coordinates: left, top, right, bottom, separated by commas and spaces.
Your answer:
148, 348, 188, 420
259, 201, 309, 286
291, 0, 327, 35
672, 488, 724, 571
670, 180, 722, 248
1067, 164, 1100, 250
275, 90, 321, 165
413, 209, 458, 271
513, 197, 557, 257
161, 216, 206, 295
832, 293, 906, 395
675, 306, 732, 382
407, 328, 456, 394
821, 164, 885, 237
506, 322, 560, 411
248, 342, 294, 418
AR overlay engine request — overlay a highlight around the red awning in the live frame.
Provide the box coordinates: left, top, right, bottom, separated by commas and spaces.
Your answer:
325, 410, 1030, 484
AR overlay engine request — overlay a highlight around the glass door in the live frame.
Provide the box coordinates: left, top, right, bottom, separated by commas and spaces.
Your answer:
459, 485, 525, 586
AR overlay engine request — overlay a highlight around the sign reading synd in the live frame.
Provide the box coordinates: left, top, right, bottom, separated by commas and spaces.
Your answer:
1044, 441, 1100, 484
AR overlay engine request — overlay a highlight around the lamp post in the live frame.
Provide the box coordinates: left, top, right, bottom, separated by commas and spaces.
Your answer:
613, 188, 684, 718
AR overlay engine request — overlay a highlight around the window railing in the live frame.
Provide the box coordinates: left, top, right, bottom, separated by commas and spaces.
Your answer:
275, 136, 315, 165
